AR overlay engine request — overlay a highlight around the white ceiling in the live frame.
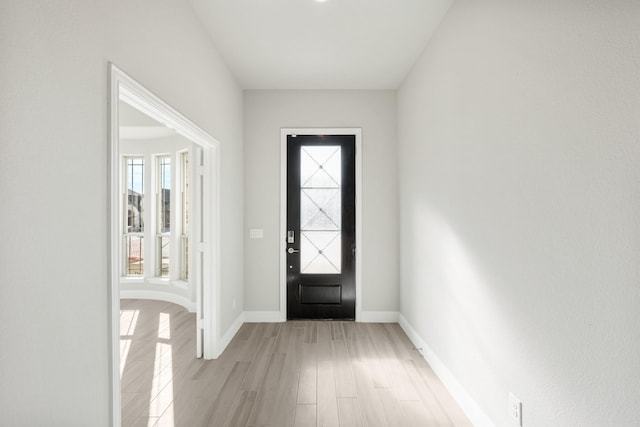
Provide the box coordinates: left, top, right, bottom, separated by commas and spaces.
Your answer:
188, 0, 453, 90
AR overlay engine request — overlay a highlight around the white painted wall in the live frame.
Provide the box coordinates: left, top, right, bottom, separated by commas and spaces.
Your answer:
398, 1, 640, 426
243, 91, 398, 315
0, 0, 243, 424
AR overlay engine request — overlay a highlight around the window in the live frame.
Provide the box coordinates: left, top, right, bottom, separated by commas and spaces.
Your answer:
121, 151, 191, 283
124, 157, 144, 276
156, 156, 171, 277
180, 152, 189, 280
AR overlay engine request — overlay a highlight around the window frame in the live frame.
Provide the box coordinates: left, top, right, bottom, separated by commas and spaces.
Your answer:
155, 154, 172, 278
122, 156, 145, 277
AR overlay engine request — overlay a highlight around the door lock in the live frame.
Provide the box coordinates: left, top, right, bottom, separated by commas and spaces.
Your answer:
287, 247, 300, 254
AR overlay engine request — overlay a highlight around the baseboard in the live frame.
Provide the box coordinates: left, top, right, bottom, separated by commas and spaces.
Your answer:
244, 311, 285, 322
358, 310, 399, 323
119, 289, 196, 313
216, 312, 245, 358
242, 310, 399, 323
398, 314, 496, 427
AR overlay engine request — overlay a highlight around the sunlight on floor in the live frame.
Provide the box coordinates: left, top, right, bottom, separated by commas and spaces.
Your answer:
121, 309, 140, 335
120, 306, 177, 425
120, 309, 139, 377
148, 342, 175, 422
158, 312, 171, 339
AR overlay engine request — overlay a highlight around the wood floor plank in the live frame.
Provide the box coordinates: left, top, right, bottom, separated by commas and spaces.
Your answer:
399, 400, 434, 427
364, 323, 403, 392
270, 326, 304, 427
402, 358, 453, 426
224, 390, 257, 427
246, 352, 286, 425
204, 361, 251, 427
154, 405, 175, 427
332, 338, 357, 398
316, 322, 340, 427
304, 321, 318, 344
240, 336, 275, 391
414, 358, 474, 427
126, 417, 158, 427
344, 323, 389, 427
360, 324, 392, 389
294, 404, 316, 427
331, 322, 344, 341
236, 322, 256, 340
377, 388, 404, 427
337, 397, 364, 427
382, 323, 415, 361
120, 300, 471, 427
297, 342, 317, 405
146, 381, 175, 417
121, 392, 152, 424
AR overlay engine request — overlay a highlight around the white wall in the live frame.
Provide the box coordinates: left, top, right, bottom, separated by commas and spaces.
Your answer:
398, 1, 640, 426
0, 0, 243, 424
243, 91, 398, 316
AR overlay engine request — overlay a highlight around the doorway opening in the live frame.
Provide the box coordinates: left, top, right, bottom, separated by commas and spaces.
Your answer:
109, 64, 221, 426
280, 129, 362, 321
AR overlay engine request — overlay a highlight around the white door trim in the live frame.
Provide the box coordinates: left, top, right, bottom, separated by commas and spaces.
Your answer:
279, 128, 363, 321
108, 63, 221, 427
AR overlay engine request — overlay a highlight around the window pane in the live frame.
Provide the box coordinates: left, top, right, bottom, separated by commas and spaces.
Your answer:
181, 236, 189, 280
181, 152, 189, 280
300, 189, 341, 231
126, 158, 144, 233
300, 146, 341, 274
158, 156, 171, 233
301, 231, 341, 274
125, 235, 144, 276
157, 235, 170, 277
301, 146, 341, 188
182, 153, 189, 232
157, 156, 171, 277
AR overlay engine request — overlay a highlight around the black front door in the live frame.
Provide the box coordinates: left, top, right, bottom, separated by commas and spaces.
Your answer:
286, 134, 356, 320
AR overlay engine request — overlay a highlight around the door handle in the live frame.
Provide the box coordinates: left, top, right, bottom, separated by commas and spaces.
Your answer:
287, 247, 300, 254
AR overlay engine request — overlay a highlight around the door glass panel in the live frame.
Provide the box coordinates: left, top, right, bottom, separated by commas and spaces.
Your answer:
300, 146, 341, 274
301, 231, 341, 274
300, 189, 340, 230
301, 146, 341, 188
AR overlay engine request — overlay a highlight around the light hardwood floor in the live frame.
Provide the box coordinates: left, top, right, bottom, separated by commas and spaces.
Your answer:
120, 299, 472, 427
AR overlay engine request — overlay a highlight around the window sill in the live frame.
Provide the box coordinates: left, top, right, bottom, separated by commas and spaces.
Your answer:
172, 280, 189, 290
121, 277, 144, 285
148, 277, 171, 286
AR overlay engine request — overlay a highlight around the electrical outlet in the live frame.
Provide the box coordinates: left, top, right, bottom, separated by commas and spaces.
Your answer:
509, 393, 522, 425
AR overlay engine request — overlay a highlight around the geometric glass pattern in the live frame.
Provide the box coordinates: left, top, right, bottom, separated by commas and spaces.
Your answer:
300, 146, 341, 274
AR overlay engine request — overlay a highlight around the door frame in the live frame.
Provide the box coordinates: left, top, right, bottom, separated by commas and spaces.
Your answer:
108, 64, 222, 427
279, 128, 362, 322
